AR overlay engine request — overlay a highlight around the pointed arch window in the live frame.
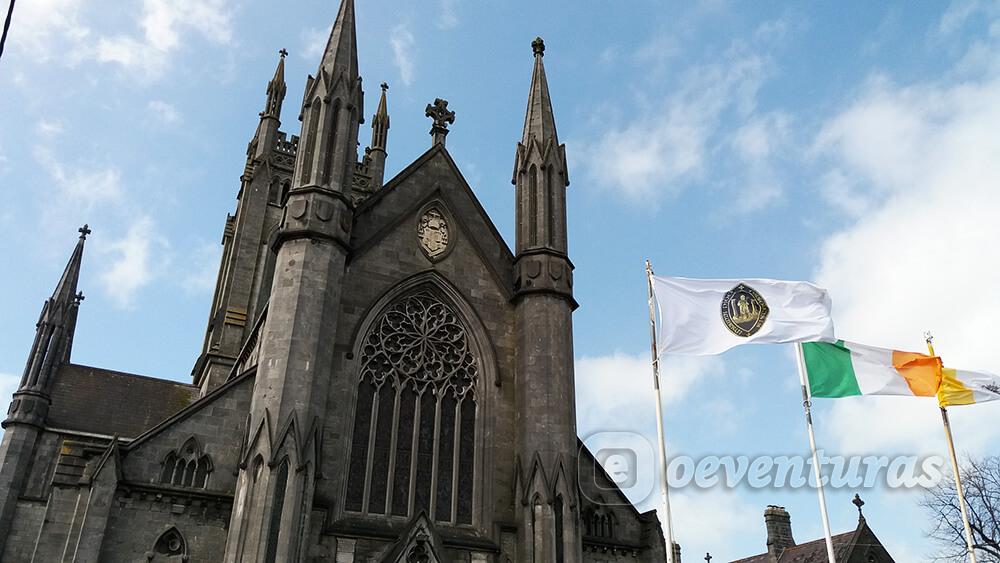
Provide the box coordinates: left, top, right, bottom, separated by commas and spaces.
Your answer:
344, 288, 479, 525
147, 526, 186, 561
158, 437, 213, 489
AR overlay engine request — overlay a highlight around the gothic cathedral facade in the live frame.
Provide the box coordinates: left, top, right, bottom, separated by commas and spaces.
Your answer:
0, 2, 670, 561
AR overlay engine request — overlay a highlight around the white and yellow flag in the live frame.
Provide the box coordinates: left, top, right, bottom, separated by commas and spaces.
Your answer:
939, 367, 1000, 407
651, 276, 835, 356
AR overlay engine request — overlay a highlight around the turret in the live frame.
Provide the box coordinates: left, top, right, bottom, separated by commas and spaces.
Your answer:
222, 1, 360, 560
194, 50, 295, 393
511, 38, 580, 563
0, 226, 88, 555
367, 81, 390, 190
252, 48, 288, 160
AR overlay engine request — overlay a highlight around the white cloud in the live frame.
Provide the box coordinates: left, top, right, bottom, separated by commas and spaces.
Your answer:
575, 351, 724, 436
390, 23, 416, 87
180, 240, 221, 294
813, 44, 1000, 460
437, 0, 460, 30
7, 0, 91, 60
301, 24, 333, 61
147, 100, 181, 124
36, 120, 66, 137
663, 488, 760, 562
35, 148, 124, 213
576, 46, 771, 203
96, 0, 233, 80
99, 216, 168, 309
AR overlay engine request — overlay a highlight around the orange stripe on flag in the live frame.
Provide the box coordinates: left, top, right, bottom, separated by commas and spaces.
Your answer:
891, 351, 942, 397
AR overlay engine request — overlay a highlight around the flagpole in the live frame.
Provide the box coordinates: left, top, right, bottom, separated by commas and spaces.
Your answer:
925, 332, 979, 563
793, 342, 837, 563
645, 261, 676, 563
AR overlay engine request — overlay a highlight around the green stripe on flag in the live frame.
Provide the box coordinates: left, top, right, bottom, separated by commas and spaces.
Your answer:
802, 340, 862, 398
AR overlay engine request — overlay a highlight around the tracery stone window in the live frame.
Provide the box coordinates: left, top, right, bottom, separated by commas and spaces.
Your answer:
159, 437, 212, 489
345, 289, 478, 525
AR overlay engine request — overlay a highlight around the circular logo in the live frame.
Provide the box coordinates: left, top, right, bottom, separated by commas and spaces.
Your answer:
721, 283, 769, 337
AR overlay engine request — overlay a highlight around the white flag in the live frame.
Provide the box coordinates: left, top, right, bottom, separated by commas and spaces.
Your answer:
652, 276, 835, 356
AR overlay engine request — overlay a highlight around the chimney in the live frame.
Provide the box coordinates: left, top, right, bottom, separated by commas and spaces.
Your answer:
671, 541, 682, 563
764, 505, 795, 558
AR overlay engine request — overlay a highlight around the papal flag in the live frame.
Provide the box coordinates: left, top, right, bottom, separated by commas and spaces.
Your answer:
939, 367, 1000, 407
651, 276, 835, 356
802, 340, 941, 398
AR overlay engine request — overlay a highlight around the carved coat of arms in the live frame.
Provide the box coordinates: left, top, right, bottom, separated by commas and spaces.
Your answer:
417, 208, 450, 260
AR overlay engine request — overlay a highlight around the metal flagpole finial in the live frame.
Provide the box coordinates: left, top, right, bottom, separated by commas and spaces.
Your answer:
924, 330, 934, 344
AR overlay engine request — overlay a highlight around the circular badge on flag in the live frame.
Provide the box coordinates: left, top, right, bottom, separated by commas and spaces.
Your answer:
721, 283, 769, 337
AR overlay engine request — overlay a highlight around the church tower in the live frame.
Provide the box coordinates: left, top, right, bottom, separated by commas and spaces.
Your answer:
194, 50, 295, 394
0, 227, 87, 557
511, 38, 580, 563
222, 0, 362, 560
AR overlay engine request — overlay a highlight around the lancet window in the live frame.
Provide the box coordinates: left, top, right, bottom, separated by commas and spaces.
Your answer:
344, 289, 479, 525
159, 437, 213, 489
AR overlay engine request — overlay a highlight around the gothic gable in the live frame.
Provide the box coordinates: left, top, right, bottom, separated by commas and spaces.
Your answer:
351, 144, 515, 298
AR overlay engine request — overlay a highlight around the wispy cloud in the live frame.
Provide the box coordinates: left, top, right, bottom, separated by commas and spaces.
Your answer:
390, 22, 416, 86
7, 0, 91, 61
179, 240, 221, 294
99, 216, 168, 309
300, 24, 332, 61
437, 0, 460, 30
147, 100, 181, 125
96, 0, 234, 80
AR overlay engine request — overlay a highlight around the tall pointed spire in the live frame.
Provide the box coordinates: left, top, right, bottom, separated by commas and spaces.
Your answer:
292, 0, 363, 193
522, 37, 559, 147
368, 81, 390, 190
318, 0, 358, 81
513, 37, 569, 255
8, 225, 88, 424
263, 48, 287, 119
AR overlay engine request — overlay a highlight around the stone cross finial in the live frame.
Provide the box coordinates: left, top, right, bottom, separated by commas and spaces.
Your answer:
74, 291, 85, 305
705, 553, 713, 563
532, 36, 545, 56
381, 82, 389, 92
853, 493, 865, 520
425, 98, 455, 146
78, 224, 91, 240
279, 48, 288, 58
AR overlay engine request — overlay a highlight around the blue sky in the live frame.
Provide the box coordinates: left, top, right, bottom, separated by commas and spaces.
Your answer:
2, 0, 1000, 560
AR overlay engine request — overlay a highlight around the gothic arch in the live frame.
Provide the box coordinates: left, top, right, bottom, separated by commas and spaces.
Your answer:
342, 272, 497, 529
146, 526, 188, 561
159, 436, 213, 489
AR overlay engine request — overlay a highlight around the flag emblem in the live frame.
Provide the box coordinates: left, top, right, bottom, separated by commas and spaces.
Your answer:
721, 283, 769, 337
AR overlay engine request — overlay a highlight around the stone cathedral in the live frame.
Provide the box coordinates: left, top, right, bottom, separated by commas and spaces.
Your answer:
0, 2, 671, 561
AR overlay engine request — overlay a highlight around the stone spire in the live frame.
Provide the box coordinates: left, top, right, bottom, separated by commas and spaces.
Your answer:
17, 225, 88, 399
0, 226, 89, 562
513, 36, 569, 255
251, 49, 288, 160
521, 37, 559, 148
223, 1, 360, 560
262, 48, 287, 119
511, 37, 580, 563
318, 0, 358, 83
293, 0, 363, 193
368, 81, 390, 190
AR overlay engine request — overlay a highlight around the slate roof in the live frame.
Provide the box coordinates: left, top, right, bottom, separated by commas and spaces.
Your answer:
47, 363, 199, 439
731, 526, 859, 563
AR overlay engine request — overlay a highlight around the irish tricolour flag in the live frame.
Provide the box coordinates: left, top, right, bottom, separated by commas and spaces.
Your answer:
802, 340, 941, 398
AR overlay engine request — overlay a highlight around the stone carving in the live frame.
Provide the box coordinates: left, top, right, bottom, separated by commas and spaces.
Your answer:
359, 290, 478, 399
417, 208, 450, 260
